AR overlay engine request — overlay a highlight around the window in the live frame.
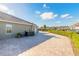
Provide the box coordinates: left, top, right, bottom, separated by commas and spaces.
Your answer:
5, 24, 12, 34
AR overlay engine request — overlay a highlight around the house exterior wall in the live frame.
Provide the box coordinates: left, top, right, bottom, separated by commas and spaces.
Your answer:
0, 21, 33, 39
32, 25, 38, 34
72, 26, 79, 32
0, 22, 4, 39
70, 24, 79, 32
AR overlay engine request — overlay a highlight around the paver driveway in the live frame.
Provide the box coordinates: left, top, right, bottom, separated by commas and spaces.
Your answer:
0, 31, 54, 56
19, 31, 74, 56
0, 31, 74, 56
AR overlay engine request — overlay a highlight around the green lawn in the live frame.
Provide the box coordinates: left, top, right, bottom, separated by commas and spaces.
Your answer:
47, 30, 79, 55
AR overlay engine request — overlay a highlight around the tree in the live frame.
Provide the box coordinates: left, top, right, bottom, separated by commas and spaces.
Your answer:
43, 25, 46, 29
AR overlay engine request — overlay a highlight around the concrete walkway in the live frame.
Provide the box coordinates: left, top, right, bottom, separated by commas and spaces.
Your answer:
19, 31, 74, 56
0, 31, 74, 56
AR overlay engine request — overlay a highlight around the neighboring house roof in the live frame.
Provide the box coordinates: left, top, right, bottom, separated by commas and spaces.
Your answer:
74, 23, 79, 27
0, 11, 35, 26
71, 22, 79, 29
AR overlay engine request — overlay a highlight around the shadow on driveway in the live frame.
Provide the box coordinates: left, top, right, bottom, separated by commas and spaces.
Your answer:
0, 32, 56, 56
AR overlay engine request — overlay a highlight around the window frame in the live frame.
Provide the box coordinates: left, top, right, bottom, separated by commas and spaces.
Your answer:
5, 24, 12, 35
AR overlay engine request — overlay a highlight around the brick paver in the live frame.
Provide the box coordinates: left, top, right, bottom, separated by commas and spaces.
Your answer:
19, 32, 74, 56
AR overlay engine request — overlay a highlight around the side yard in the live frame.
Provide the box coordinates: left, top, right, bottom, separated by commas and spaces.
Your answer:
47, 30, 79, 55
0, 31, 74, 56
19, 31, 74, 56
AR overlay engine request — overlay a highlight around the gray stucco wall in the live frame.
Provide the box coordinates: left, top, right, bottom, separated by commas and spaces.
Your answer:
0, 22, 4, 39
0, 21, 33, 39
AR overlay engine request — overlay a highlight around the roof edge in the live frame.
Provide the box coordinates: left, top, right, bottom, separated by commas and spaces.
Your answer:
0, 19, 32, 26
0, 11, 35, 25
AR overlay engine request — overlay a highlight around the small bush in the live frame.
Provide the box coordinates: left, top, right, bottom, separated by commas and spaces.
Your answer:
16, 32, 22, 38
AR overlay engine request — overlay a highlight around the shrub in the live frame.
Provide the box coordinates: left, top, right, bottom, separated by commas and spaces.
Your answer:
16, 32, 22, 38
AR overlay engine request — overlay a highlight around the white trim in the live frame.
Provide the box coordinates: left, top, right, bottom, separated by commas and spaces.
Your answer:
5, 24, 12, 35
0, 19, 32, 26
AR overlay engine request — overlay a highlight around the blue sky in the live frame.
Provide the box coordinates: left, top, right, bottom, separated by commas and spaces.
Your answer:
0, 3, 79, 27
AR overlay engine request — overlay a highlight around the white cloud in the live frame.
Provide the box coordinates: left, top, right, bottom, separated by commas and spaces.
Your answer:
66, 16, 73, 19
53, 14, 58, 18
60, 14, 73, 19
40, 12, 58, 20
43, 4, 49, 8
0, 4, 14, 15
60, 14, 69, 18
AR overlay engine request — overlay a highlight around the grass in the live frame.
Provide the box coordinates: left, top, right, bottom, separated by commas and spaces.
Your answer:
46, 29, 79, 55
